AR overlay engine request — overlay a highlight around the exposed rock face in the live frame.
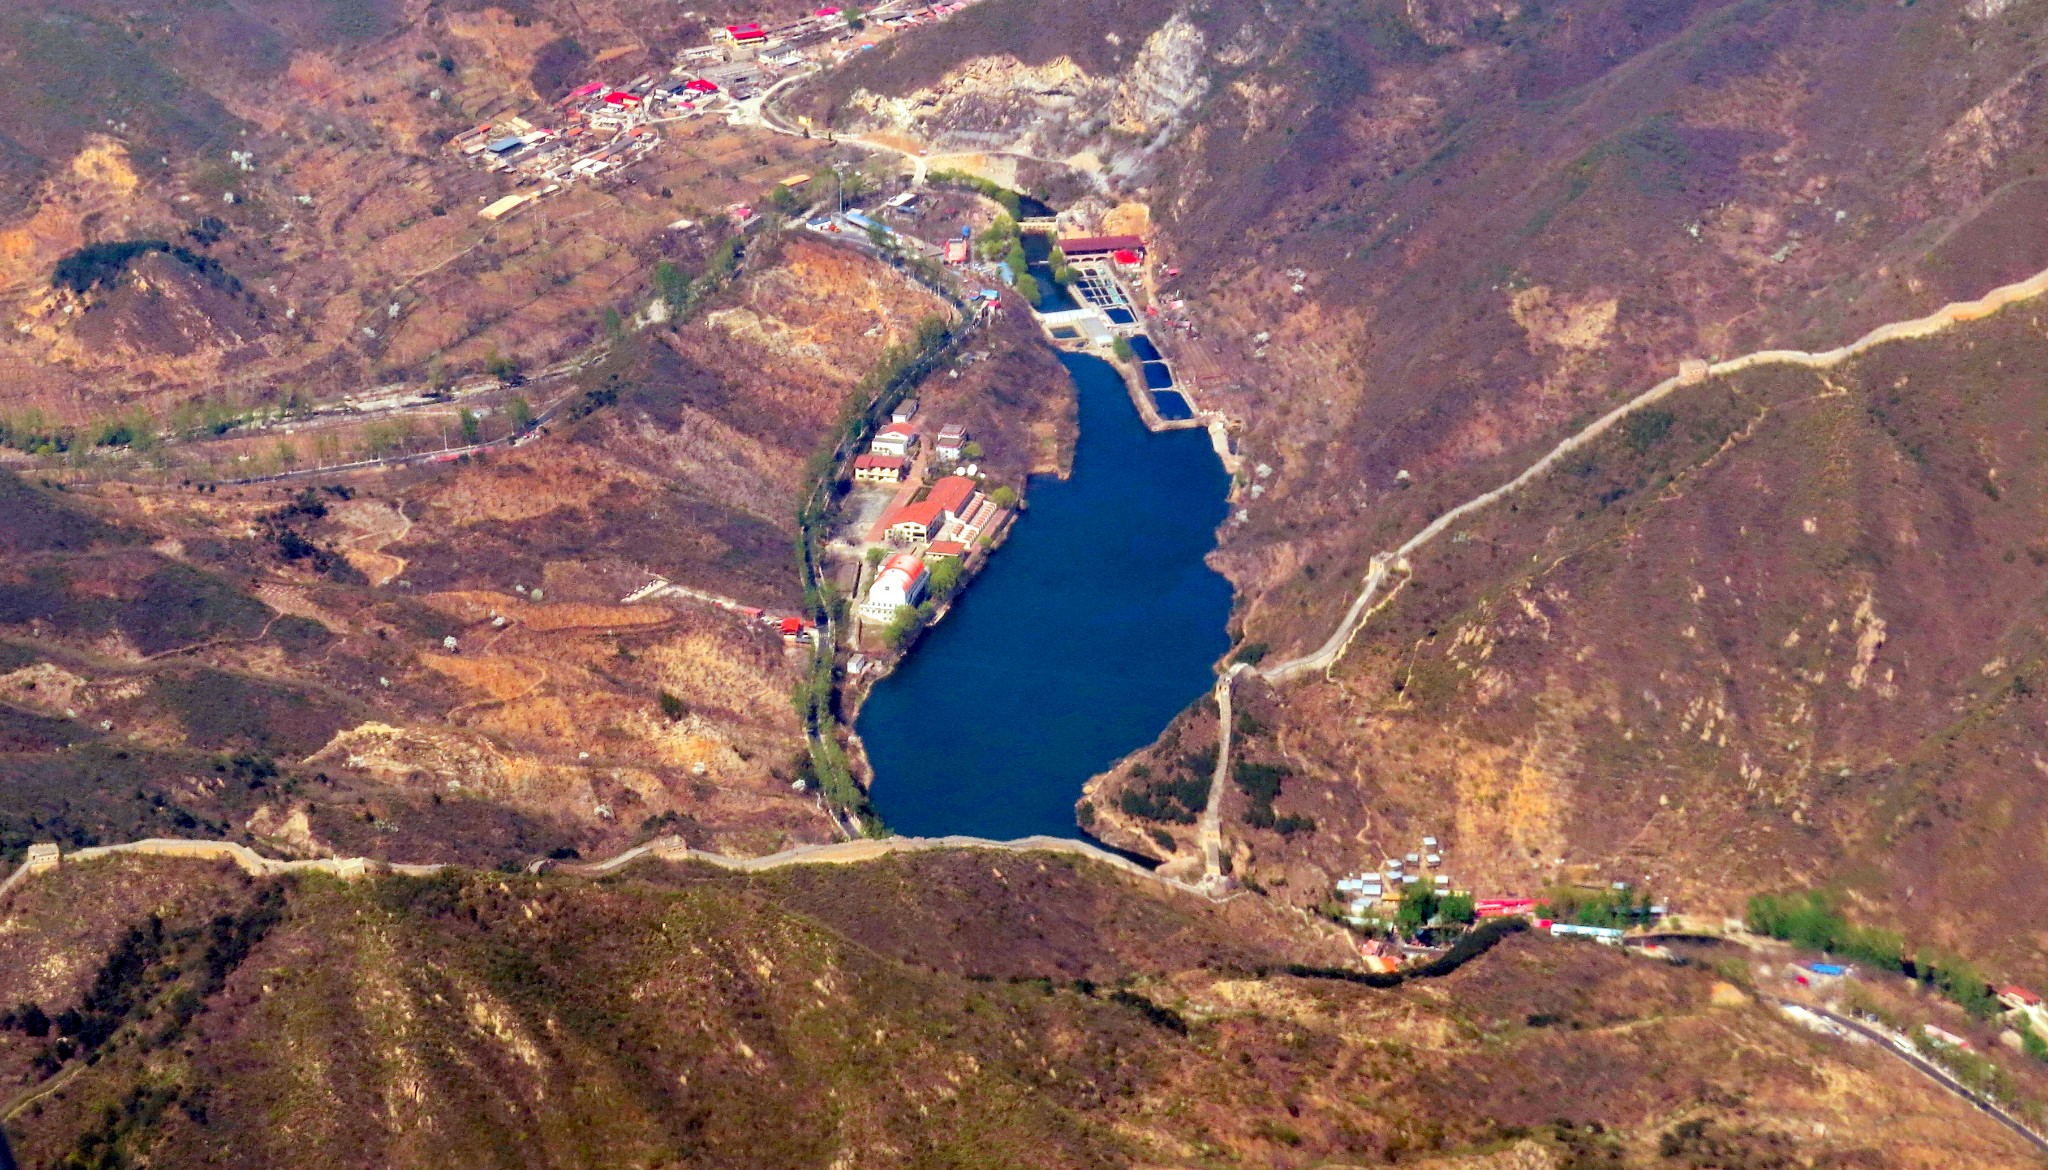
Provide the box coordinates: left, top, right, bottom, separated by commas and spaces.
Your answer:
845, 13, 1207, 170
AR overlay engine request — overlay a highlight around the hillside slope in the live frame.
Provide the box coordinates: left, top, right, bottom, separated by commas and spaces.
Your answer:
1, 851, 2038, 1168
805, 0, 2048, 975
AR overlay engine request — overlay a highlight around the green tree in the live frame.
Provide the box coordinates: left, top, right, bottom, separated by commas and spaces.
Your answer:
989, 485, 1019, 509
1439, 891, 1476, 925
507, 395, 534, 431
653, 260, 692, 313
977, 213, 1017, 260
1111, 335, 1135, 362
928, 557, 964, 599
484, 347, 522, 382
658, 691, 688, 721
865, 546, 887, 568
458, 408, 481, 445
1396, 888, 1439, 933
1048, 247, 1075, 284
962, 440, 982, 459
2024, 1024, 2048, 1063
1013, 273, 1041, 305
883, 604, 923, 649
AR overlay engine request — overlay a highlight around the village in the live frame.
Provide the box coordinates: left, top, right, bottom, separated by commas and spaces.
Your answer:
446, 0, 994, 219
1324, 833, 1671, 972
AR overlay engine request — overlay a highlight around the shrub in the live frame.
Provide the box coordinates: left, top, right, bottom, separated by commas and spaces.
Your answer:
658, 691, 688, 721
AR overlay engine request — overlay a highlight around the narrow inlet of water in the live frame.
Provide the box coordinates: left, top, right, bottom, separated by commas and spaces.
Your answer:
857, 353, 1233, 840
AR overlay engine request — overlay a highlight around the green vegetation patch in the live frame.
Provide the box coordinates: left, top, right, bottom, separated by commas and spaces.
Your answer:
1234, 759, 1315, 836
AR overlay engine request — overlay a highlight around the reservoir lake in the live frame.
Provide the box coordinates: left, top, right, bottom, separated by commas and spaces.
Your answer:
858, 352, 1233, 840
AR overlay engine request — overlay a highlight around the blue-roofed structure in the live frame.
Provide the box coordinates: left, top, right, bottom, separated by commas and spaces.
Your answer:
488, 136, 525, 153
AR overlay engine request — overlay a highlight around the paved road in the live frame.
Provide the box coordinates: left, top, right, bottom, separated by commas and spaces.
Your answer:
1781, 999, 2048, 1160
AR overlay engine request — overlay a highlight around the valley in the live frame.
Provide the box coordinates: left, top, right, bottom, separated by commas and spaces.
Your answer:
10, 0, 2048, 1162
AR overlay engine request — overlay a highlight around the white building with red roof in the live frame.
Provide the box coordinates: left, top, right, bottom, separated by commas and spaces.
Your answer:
871, 422, 918, 458
852, 454, 907, 484
859, 553, 929, 622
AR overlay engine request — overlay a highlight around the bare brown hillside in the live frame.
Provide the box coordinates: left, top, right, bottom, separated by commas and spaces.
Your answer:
1, 851, 2037, 1168
811, 0, 2048, 982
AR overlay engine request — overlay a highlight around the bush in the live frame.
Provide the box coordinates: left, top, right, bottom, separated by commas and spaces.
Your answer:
1745, 890, 1906, 971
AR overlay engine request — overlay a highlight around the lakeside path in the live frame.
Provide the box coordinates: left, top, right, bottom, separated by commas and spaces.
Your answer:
1197, 260, 2048, 886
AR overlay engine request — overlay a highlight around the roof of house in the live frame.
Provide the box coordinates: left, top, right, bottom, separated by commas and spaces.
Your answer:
926, 540, 966, 557
852, 454, 906, 470
937, 423, 967, 439
881, 552, 926, 578
888, 499, 945, 532
927, 475, 977, 517
876, 422, 916, 439
1058, 234, 1145, 254
2001, 985, 2043, 1005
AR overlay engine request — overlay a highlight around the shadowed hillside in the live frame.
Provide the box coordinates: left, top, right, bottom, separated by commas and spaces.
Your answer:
1, 851, 2038, 1168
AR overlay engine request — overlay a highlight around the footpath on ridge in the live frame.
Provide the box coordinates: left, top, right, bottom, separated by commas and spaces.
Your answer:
1198, 260, 2048, 886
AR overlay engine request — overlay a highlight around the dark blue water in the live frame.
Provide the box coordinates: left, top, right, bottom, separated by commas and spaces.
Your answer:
1106, 307, 1136, 325
858, 353, 1233, 840
1021, 232, 1079, 313
1153, 391, 1192, 420
1142, 362, 1174, 388
1128, 335, 1161, 362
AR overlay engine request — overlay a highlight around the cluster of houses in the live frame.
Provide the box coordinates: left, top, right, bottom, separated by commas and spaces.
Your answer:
449, 75, 703, 200
850, 402, 1012, 632
850, 399, 976, 486
1334, 836, 1455, 926
682, 0, 987, 74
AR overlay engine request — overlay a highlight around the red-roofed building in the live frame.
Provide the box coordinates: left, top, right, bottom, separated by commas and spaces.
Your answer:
2000, 985, 2043, 1011
721, 22, 769, 41
886, 499, 946, 543
604, 91, 640, 105
886, 475, 979, 543
859, 553, 929, 622
926, 474, 977, 519
684, 78, 720, 94
1058, 234, 1145, 257
1475, 898, 1538, 918
852, 453, 907, 484
1111, 248, 1142, 267
870, 422, 918, 458
926, 540, 966, 559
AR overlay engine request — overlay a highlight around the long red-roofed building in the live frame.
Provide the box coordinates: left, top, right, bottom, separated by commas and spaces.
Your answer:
1058, 235, 1145, 257
885, 475, 978, 542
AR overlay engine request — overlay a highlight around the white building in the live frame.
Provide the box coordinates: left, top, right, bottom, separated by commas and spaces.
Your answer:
871, 422, 917, 458
859, 553, 929, 623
